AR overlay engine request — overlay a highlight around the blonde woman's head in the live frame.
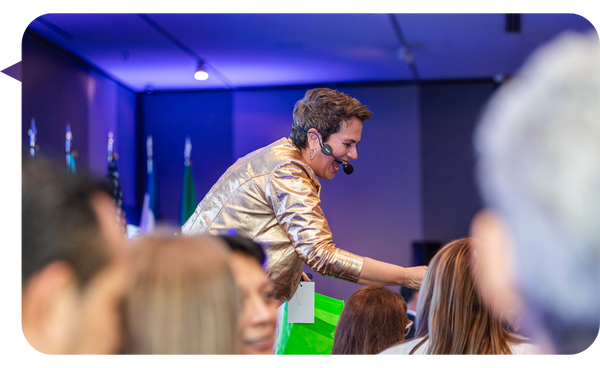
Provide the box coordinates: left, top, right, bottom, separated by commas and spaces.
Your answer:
123, 234, 241, 354
414, 237, 525, 354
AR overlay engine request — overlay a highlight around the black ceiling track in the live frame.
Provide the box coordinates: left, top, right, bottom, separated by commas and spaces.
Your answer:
137, 14, 233, 89
506, 14, 522, 33
389, 14, 420, 81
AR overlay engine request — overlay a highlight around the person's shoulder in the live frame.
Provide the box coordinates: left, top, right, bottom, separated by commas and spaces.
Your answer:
269, 139, 319, 181
233, 138, 301, 177
377, 337, 424, 358
510, 341, 541, 355
253, 138, 301, 170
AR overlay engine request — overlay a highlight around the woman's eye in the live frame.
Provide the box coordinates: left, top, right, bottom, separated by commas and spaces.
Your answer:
344, 143, 351, 148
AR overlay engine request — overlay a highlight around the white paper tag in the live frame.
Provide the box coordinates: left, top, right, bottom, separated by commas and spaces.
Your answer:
287, 281, 315, 324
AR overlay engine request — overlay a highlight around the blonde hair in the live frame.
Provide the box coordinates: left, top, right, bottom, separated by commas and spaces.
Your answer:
123, 234, 241, 354
411, 238, 527, 354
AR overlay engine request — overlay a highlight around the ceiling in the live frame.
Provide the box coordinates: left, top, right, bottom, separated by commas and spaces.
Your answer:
25, 13, 596, 93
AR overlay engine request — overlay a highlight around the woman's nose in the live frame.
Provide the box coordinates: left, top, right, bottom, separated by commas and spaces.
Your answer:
249, 297, 276, 325
348, 146, 358, 160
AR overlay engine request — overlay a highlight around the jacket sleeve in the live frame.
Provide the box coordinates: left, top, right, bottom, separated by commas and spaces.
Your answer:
265, 162, 364, 282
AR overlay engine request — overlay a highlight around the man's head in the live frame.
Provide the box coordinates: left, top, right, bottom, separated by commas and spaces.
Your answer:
22, 157, 129, 354
472, 31, 600, 353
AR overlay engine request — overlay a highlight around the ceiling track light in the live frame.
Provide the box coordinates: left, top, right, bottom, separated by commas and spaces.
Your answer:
194, 60, 209, 80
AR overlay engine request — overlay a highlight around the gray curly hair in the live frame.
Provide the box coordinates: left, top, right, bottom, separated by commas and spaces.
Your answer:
474, 30, 600, 346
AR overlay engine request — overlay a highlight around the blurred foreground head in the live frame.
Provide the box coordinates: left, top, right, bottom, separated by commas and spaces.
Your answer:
22, 157, 129, 354
219, 234, 277, 354
473, 31, 600, 353
123, 234, 241, 354
414, 238, 529, 354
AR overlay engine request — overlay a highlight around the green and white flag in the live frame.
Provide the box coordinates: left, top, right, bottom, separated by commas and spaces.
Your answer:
180, 136, 198, 227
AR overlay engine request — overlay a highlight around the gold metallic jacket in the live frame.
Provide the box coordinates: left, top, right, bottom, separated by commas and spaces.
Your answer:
182, 138, 364, 303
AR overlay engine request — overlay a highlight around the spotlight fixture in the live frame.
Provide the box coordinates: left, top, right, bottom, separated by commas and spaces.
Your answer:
194, 61, 209, 80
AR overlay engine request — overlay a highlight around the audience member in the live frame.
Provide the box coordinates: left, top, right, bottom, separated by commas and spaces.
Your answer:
380, 238, 536, 355
332, 286, 409, 354
22, 157, 130, 354
471, 30, 600, 354
219, 234, 278, 354
400, 286, 419, 339
122, 234, 241, 354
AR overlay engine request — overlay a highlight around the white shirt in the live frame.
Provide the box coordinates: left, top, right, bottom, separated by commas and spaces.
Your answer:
379, 336, 540, 355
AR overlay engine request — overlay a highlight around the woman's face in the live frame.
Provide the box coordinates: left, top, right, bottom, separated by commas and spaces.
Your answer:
308, 117, 363, 180
230, 253, 278, 354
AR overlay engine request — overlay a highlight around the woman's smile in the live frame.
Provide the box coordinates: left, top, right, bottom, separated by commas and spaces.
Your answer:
332, 159, 340, 174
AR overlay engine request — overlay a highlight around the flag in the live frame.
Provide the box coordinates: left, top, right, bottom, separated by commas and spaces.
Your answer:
139, 135, 160, 233
67, 153, 76, 173
104, 132, 127, 236
179, 136, 198, 226
28, 118, 37, 158
65, 124, 76, 173
105, 154, 127, 235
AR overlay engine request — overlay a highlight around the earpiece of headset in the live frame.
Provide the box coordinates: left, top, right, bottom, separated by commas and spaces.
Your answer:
293, 121, 332, 154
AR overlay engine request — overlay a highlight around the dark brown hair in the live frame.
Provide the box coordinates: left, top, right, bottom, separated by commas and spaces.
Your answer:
290, 88, 372, 150
332, 286, 407, 354
22, 156, 112, 289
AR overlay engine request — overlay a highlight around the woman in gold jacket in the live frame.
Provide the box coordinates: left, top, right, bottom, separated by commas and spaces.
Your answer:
182, 88, 426, 305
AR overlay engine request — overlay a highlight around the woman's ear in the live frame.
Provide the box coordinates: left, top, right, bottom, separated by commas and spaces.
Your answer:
469, 208, 523, 327
22, 260, 78, 353
307, 129, 323, 147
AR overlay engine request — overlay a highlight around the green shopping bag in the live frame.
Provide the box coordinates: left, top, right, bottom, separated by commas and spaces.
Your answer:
275, 293, 344, 354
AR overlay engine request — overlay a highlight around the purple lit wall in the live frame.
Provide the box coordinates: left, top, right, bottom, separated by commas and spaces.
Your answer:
420, 83, 494, 244
22, 32, 90, 167
22, 32, 138, 214
139, 91, 233, 227
232, 89, 305, 159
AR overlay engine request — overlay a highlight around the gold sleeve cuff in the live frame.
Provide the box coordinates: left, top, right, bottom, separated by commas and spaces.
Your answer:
324, 248, 364, 283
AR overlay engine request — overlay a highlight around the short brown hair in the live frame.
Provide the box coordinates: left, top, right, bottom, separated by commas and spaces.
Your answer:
290, 88, 372, 150
332, 286, 407, 354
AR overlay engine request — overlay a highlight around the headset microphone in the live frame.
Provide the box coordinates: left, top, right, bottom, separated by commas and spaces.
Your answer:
293, 121, 354, 175
321, 144, 354, 175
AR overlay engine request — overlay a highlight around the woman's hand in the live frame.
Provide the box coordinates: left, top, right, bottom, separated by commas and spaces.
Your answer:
357, 258, 427, 288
